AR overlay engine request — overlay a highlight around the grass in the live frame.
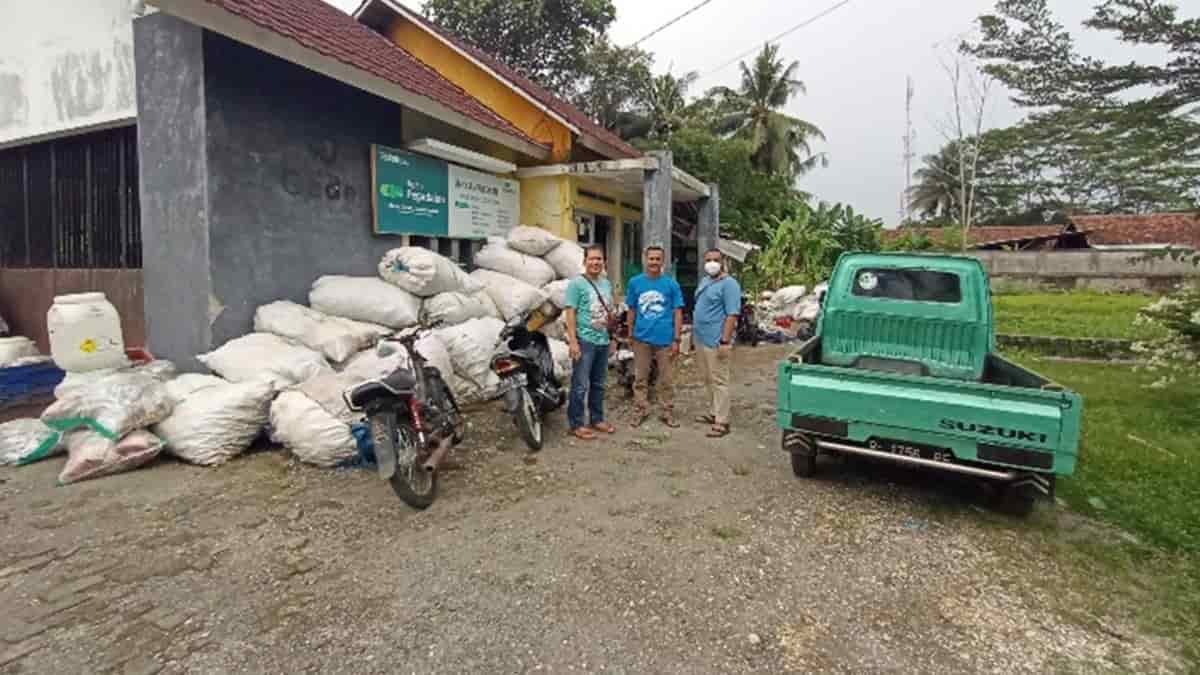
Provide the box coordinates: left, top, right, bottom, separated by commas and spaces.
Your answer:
994, 291, 1167, 341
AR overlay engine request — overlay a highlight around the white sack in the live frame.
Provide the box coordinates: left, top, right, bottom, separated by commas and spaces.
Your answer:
0, 418, 63, 466
421, 291, 498, 327
544, 240, 585, 279
42, 372, 173, 440
437, 317, 504, 390
378, 247, 482, 297
165, 374, 227, 405
771, 285, 808, 309
543, 280, 570, 308
54, 368, 118, 400
541, 316, 568, 341
506, 225, 563, 256
197, 333, 331, 390
549, 338, 572, 381
254, 300, 389, 363
414, 333, 454, 381
296, 372, 361, 426
58, 429, 163, 485
269, 390, 357, 468
340, 344, 410, 382
793, 297, 821, 322
309, 276, 421, 329
153, 380, 274, 466
0, 337, 39, 366
473, 243, 556, 288
132, 360, 177, 382
470, 269, 548, 321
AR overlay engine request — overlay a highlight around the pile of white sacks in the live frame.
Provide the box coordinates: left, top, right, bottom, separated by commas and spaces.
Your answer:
758, 282, 829, 333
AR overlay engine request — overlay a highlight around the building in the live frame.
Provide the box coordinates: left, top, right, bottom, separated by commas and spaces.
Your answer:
884, 212, 1200, 252
0, 0, 717, 368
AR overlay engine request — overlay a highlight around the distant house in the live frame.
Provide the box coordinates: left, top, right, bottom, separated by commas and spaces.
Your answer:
884, 212, 1200, 252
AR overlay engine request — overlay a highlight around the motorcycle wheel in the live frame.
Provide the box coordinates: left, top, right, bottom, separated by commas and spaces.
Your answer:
514, 386, 544, 452
372, 414, 438, 509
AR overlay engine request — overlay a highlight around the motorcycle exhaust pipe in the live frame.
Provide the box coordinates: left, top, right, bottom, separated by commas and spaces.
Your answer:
421, 436, 453, 473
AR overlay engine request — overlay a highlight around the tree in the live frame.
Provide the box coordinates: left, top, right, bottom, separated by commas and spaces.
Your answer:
424, 0, 616, 98
908, 143, 963, 220
635, 71, 701, 140
933, 50, 994, 250
710, 44, 827, 178
573, 38, 652, 133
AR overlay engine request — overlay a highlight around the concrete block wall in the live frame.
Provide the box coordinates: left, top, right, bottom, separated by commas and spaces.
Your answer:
971, 250, 1198, 292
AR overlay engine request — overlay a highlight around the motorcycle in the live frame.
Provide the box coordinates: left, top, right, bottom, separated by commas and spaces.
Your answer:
611, 306, 657, 400
343, 322, 464, 510
490, 300, 565, 451
736, 295, 761, 347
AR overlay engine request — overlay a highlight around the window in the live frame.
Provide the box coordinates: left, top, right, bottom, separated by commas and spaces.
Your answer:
850, 268, 962, 303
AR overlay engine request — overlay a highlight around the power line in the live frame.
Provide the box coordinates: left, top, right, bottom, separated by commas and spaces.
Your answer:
631, 0, 721, 47
699, 0, 852, 79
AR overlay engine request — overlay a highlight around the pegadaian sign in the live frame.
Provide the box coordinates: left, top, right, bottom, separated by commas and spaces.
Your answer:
371, 144, 519, 238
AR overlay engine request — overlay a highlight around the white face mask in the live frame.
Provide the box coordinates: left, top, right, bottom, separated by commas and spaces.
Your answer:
704, 261, 722, 277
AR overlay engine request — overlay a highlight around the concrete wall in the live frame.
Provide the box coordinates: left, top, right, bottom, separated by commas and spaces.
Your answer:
972, 250, 1199, 292
0, 0, 139, 147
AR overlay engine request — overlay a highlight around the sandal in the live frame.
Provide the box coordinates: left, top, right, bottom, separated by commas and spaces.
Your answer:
706, 423, 731, 438
694, 414, 716, 425
660, 414, 680, 429
591, 422, 616, 434
572, 427, 597, 440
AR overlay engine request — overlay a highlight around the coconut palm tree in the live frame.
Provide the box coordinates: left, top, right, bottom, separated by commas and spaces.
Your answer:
621, 71, 700, 140
711, 43, 827, 178
908, 143, 963, 220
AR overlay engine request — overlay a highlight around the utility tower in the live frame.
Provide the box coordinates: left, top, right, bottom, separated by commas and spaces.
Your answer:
900, 76, 916, 223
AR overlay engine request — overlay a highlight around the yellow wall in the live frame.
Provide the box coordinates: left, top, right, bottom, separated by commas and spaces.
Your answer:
519, 175, 573, 239
387, 19, 573, 162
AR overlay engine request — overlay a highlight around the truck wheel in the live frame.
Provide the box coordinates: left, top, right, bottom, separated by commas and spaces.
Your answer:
996, 482, 1037, 518
782, 431, 817, 478
790, 452, 816, 478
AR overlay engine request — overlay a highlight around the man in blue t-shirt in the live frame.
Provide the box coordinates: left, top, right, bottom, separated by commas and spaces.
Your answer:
692, 248, 741, 438
625, 245, 684, 428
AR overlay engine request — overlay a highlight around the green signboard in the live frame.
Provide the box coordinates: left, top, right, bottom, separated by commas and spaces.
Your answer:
372, 144, 519, 238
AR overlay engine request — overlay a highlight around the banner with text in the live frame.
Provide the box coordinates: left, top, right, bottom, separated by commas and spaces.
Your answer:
372, 144, 519, 238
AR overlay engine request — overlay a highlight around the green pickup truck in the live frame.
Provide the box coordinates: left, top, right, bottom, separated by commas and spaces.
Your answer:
777, 253, 1082, 514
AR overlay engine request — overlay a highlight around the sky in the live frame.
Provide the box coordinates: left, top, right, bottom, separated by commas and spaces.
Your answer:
323, 0, 1148, 227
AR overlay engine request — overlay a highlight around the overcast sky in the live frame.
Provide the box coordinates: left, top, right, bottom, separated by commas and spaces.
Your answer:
324, 0, 1146, 226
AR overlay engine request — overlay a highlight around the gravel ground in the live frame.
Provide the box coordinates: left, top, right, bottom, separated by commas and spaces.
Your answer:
0, 344, 1188, 674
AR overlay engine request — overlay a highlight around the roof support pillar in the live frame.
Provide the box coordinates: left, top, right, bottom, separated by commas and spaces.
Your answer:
642, 150, 673, 272
697, 182, 720, 257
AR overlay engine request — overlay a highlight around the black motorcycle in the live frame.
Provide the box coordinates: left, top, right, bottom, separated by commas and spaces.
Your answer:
343, 323, 464, 510
490, 301, 565, 451
612, 307, 657, 400
736, 295, 760, 346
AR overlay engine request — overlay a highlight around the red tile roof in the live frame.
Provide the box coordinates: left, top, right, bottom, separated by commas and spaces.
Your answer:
1071, 213, 1200, 249
881, 225, 1069, 246
202, 0, 543, 150
394, 6, 642, 160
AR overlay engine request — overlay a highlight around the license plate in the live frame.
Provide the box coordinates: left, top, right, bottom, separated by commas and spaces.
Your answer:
867, 437, 955, 464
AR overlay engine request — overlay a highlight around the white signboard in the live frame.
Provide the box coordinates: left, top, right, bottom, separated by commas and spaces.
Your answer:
447, 165, 520, 239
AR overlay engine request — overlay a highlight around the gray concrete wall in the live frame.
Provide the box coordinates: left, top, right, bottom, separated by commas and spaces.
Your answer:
133, 13, 211, 371
971, 250, 1199, 292
202, 33, 407, 345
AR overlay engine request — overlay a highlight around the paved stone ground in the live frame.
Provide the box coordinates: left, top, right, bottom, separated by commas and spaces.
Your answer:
0, 345, 1187, 674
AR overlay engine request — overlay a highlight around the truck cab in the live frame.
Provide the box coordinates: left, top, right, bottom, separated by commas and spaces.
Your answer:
777, 253, 1082, 515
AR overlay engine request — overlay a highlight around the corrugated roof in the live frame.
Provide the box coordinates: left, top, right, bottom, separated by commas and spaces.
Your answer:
200, 0, 544, 150
1071, 213, 1200, 250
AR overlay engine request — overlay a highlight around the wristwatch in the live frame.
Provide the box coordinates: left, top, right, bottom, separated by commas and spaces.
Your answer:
720, 339, 731, 346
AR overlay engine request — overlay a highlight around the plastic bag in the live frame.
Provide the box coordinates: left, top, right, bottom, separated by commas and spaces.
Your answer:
0, 418, 64, 466
198, 333, 331, 390
473, 243, 556, 288
544, 240, 585, 279
543, 280, 570, 309
165, 374, 227, 405
254, 300, 388, 364
309, 275, 421, 329
421, 291, 498, 327
378, 247, 482, 297
269, 390, 357, 468
153, 380, 273, 466
470, 269, 548, 321
506, 225, 563, 256
54, 368, 119, 400
58, 429, 163, 485
0, 336, 39, 367
437, 317, 504, 390
41, 372, 173, 440
132, 360, 177, 381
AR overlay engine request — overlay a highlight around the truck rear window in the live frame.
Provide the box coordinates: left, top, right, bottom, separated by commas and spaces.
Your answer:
850, 268, 962, 303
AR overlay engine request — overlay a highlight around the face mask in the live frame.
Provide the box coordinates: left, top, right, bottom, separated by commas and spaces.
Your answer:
704, 261, 722, 277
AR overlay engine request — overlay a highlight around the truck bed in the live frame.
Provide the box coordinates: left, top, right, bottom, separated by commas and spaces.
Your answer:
778, 337, 1082, 475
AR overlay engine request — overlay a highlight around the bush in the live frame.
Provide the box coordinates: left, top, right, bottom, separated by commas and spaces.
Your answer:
1133, 283, 1200, 385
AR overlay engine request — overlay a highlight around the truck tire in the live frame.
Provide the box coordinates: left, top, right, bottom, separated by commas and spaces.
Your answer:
782, 431, 817, 478
996, 482, 1037, 518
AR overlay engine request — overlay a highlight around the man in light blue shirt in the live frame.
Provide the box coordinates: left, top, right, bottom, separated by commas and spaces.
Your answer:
692, 248, 741, 437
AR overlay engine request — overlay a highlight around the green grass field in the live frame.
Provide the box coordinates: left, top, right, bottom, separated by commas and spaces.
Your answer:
994, 291, 1167, 341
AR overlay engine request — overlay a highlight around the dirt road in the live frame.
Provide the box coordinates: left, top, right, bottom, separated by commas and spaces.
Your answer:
0, 345, 1187, 673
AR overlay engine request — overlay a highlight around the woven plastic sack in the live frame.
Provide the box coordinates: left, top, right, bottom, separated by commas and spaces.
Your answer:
309, 276, 421, 329
269, 390, 357, 468
0, 337, 39, 367
165, 374, 227, 405
41, 372, 173, 440
506, 225, 563, 256
470, 269, 548, 321
544, 240, 585, 279
421, 291, 498, 327
541, 316, 568, 341
254, 300, 388, 364
438, 317, 504, 390
198, 333, 331, 390
543, 280, 570, 308
378, 247, 482, 298
153, 380, 273, 466
473, 242, 556, 288
58, 429, 163, 485
549, 338, 572, 381
54, 368, 119, 399
133, 360, 177, 381
0, 418, 64, 466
